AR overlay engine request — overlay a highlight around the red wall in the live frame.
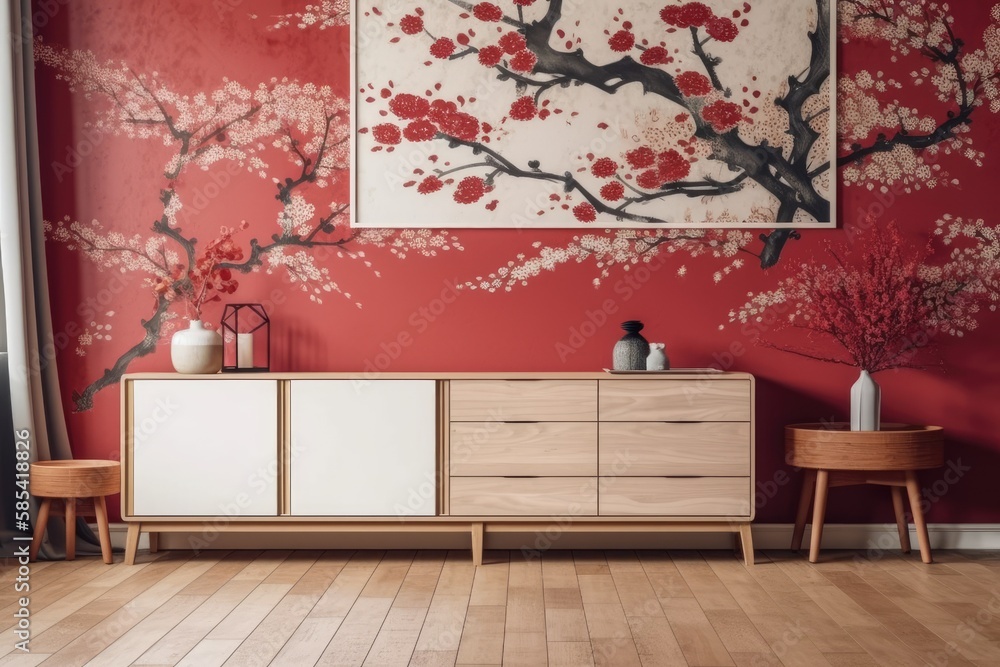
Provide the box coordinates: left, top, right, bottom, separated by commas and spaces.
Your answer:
32, 1, 1000, 524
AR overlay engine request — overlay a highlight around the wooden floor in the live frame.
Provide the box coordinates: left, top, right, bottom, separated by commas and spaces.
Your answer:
1, 548, 999, 666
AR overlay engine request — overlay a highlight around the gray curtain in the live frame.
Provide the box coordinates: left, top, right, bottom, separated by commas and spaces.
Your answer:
1, 0, 100, 559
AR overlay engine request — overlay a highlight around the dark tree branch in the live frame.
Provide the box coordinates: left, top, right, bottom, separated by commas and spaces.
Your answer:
776, 0, 831, 171
73, 294, 172, 411
511, 0, 830, 237
439, 133, 748, 223
217, 204, 353, 274
838, 2, 975, 168
690, 27, 724, 91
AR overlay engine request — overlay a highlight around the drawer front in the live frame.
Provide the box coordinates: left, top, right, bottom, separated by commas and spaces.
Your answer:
451, 380, 597, 421
599, 380, 751, 422
451, 422, 597, 476
599, 422, 750, 476
450, 477, 598, 516
599, 477, 750, 516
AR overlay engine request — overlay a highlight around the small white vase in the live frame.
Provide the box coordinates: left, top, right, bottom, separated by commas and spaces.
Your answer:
850, 369, 881, 431
170, 320, 223, 374
646, 343, 669, 371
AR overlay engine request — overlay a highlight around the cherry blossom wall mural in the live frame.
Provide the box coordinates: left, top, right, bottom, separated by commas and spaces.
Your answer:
31, 0, 1000, 525
353, 0, 836, 229
36, 42, 461, 410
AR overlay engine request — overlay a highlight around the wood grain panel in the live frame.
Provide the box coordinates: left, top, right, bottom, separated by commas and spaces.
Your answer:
599, 422, 750, 476
599, 380, 751, 422
450, 422, 597, 476
599, 477, 750, 516
450, 380, 597, 421
786, 423, 944, 470
450, 477, 598, 516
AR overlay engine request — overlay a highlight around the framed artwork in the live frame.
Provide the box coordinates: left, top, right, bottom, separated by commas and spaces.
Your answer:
352, 0, 836, 229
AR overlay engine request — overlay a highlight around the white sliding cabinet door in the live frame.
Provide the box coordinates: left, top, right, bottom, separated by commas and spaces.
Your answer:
290, 380, 437, 516
131, 380, 278, 516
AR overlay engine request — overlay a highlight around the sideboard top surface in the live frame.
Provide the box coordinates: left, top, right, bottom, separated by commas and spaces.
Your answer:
122, 371, 754, 382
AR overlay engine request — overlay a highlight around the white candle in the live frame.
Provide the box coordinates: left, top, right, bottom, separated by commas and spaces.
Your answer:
237, 333, 254, 368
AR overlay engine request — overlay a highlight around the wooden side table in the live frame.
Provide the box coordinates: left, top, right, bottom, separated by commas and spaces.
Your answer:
786, 424, 943, 564
29, 460, 121, 564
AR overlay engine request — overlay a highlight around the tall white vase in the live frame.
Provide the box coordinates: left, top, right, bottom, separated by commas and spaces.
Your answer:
170, 320, 223, 374
850, 369, 881, 431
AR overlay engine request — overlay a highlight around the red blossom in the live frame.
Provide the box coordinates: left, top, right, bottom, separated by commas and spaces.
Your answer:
499, 32, 527, 54
675, 71, 713, 96
400, 14, 424, 35
478, 45, 504, 67
701, 100, 743, 132
678, 2, 714, 27
640, 46, 671, 65
430, 37, 456, 59
660, 5, 696, 28
706, 16, 739, 42
637, 169, 663, 189
625, 146, 656, 169
573, 202, 598, 223
372, 123, 402, 145
509, 96, 537, 120
427, 99, 459, 124
600, 181, 626, 201
403, 119, 438, 141
417, 175, 444, 194
454, 176, 488, 204
657, 149, 690, 182
438, 111, 480, 141
591, 157, 619, 178
473, 2, 503, 21
608, 30, 635, 52
510, 49, 537, 72
512, 0, 536, 5
389, 93, 430, 119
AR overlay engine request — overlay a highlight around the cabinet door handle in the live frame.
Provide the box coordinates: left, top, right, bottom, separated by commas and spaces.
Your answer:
503, 476, 540, 479
507, 421, 540, 424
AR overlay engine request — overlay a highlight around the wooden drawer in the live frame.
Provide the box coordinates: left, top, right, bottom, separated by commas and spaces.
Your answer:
599, 380, 751, 422
450, 380, 597, 421
599, 477, 750, 516
451, 422, 597, 476
599, 422, 750, 476
450, 477, 598, 516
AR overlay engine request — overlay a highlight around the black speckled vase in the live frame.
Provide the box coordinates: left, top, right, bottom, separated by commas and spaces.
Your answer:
612, 320, 650, 371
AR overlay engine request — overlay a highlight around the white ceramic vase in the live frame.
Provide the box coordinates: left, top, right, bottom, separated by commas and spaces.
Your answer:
646, 343, 669, 371
850, 369, 881, 431
170, 320, 223, 374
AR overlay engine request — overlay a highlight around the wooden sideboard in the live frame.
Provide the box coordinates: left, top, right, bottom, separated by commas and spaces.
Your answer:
121, 372, 756, 565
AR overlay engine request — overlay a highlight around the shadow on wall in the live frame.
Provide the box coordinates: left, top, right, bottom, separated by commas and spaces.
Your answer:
752, 375, 842, 524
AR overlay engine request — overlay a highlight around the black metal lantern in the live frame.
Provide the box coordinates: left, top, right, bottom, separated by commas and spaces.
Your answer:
221, 303, 270, 372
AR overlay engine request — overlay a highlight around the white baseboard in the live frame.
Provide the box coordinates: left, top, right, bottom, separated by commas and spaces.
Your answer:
98, 523, 1000, 552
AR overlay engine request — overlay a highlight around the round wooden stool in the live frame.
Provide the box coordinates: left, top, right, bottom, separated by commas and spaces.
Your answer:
30, 460, 121, 564
786, 424, 943, 564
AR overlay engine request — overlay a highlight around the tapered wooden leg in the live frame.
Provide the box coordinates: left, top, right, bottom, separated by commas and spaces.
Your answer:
65, 499, 76, 561
890, 485, 911, 554
792, 470, 817, 551
29, 498, 52, 562
94, 496, 114, 564
125, 523, 141, 566
471, 522, 484, 567
739, 524, 754, 566
148, 532, 159, 554
905, 471, 932, 564
808, 470, 829, 563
